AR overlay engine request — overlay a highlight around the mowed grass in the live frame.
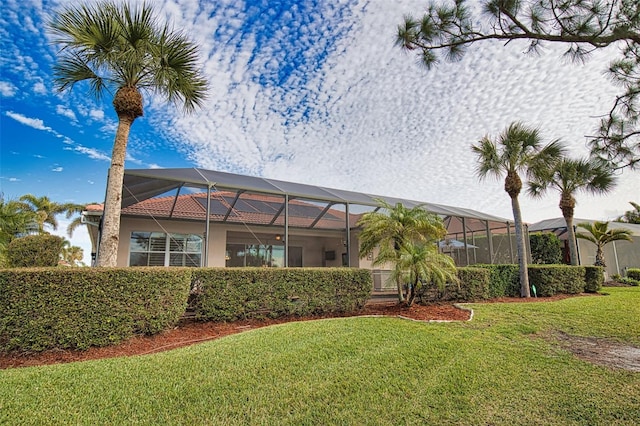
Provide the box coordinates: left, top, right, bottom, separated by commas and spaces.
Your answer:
1, 287, 639, 425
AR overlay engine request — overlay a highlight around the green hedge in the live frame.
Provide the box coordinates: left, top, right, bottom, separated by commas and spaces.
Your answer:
528, 265, 584, 297
473, 264, 601, 297
584, 266, 604, 293
191, 268, 372, 321
441, 267, 490, 302
7, 234, 64, 267
529, 232, 563, 264
0, 268, 192, 353
627, 268, 640, 281
473, 264, 520, 298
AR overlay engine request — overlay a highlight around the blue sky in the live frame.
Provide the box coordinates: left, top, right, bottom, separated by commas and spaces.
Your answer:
1, 0, 639, 264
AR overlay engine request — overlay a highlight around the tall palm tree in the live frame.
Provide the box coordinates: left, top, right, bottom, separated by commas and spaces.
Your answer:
19, 194, 68, 233
528, 158, 616, 265
393, 241, 458, 306
18, 194, 86, 235
49, 1, 208, 267
575, 221, 633, 267
472, 122, 565, 297
357, 199, 447, 303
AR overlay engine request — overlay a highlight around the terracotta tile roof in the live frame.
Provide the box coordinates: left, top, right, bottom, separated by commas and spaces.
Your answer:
88, 191, 356, 230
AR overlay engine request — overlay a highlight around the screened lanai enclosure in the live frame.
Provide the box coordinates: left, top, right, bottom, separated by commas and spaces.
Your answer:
83, 168, 519, 280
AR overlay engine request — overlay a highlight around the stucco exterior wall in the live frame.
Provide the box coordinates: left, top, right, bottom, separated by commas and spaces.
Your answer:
116, 216, 357, 268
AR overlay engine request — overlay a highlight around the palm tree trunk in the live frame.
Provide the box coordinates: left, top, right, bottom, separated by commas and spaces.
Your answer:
595, 244, 606, 267
96, 116, 133, 267
396, 275, 405, 303
564, 215, 579, 266
510, 195, 531, 297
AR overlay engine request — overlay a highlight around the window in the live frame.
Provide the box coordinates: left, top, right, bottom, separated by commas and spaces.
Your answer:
129, 232, 202, 267
225, 244, 302, 267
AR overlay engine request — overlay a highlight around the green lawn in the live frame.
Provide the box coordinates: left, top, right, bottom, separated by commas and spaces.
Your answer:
1, 287, 639, 425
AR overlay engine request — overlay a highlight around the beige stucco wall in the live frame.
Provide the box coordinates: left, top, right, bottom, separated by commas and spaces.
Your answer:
115, 216, 358, 268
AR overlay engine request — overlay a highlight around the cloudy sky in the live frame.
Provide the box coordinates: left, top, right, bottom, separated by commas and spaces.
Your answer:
1, 0, 638, 264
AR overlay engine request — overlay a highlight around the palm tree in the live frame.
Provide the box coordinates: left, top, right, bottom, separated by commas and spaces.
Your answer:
61, 239, 85, 267
472, 122, 565, 297
528, 158, 616, 265
49, 1, 208, 267
393, 241, 458, 306
617, 201, 640, 224
357, 199, 448, 303
575, 221, 633, 267
18, 194, 72, 233
0, 195, 37, 266
18, 194, 86, 234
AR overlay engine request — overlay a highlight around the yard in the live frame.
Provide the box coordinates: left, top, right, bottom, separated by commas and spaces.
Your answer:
1, 287, 639, 425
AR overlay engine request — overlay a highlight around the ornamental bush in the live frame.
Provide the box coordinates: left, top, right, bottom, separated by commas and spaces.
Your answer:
473, 264, 520, 298
529, 232, 563, 264
0, 267, 192, 352
627, 268, 640, 281
444, 267, 490, 302
190, 268, 372, 322
7, 234, 64, 267
584, 266, 604, 292
528, 265, 584, 296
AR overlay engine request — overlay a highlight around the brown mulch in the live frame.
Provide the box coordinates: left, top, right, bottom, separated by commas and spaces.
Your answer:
0, 295, 586, 370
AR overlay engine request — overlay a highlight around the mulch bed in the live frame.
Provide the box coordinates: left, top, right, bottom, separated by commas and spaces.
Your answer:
0, 294, 587, 369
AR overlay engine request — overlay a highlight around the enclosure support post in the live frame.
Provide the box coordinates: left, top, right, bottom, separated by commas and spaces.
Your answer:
485, 220, 494, 264
345, 202, 351, 267
284, 194, 289, 267
204, 185, 211, 267
461, 217, 470, 266
507, 222, 514, 264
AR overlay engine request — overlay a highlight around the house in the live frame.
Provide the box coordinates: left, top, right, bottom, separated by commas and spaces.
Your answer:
83, 168, 519, 290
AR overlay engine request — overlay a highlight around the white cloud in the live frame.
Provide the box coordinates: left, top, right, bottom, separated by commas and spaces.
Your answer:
89, 109, 104, 121
0, 81, 17, 97
56, 105, 77, 121
5, 110, 52, 131
52, 167, 63, 172
2, 0, 637, 226
72, 145, 111, 162
144, 0, 637, 224
33, 82, 47, 95
9, 177, 21, 182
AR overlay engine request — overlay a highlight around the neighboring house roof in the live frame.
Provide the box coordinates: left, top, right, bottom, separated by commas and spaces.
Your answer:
529, 217, 640, 237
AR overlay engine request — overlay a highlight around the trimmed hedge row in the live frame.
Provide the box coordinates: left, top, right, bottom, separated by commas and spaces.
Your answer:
0, 268, 192, 352
471, 264, 604, 298
443, 267, 490, 302
191, 268, 372, 321
628, 268, 640, 281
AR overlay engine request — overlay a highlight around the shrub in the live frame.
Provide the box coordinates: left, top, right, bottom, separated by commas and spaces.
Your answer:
444, 267, 490, 301
627, 268, 640, 281
529, 232, 563, 264
7, 234, 64, 267
0, 268, 192, 352
584, 266, 604, 292
190, 268, 371, 322
620, 277, 640, 286
528, 265, 584, 296
473, 264, 520, 298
